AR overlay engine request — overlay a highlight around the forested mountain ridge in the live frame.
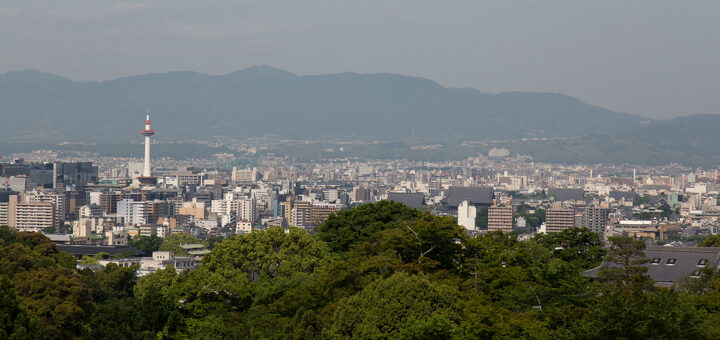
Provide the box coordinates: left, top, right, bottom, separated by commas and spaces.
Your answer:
0, 67, 648, 143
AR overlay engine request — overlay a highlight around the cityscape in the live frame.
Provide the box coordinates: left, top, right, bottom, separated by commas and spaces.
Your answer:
3, 1, 720, 339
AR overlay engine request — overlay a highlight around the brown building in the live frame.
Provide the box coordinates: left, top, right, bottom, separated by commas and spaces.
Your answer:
546, 208, 576, 233
488, 205, 514, 233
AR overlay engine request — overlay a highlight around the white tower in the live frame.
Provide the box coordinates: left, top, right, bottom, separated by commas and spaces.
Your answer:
139, 111, 157, 185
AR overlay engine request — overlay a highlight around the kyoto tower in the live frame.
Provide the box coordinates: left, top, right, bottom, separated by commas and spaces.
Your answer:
138, 111, 157, 185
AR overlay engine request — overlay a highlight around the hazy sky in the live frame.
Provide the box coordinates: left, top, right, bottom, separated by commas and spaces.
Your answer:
1, 1, 718, 119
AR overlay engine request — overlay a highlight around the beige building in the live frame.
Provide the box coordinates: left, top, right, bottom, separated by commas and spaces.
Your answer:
546, 208, 576, 233
488, 205, 514, 233
1, 194, 57, 232
179, 199, 206, 220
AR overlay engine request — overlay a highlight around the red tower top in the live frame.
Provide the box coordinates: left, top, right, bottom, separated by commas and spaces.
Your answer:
141, 111, 155, 136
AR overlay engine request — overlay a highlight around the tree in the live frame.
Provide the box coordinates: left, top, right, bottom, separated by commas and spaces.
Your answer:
0, 274, 44, 339
700, 235, 720, 247
129, 235, 163, 256
159, 233, 204, 256
366, 214, 464, 271
599, 236, 651, 290
475, 207, 488, 230
328, 272, 461, 339
534, 227, 605, 269
206, 227, 330, 281
12, 267, 94, 338
317, 200, 419, 252
80, 251, 110, 265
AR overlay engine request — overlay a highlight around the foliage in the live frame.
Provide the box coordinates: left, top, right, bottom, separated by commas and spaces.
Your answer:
7, 204, 720, 338
599, 236, 652, 290
700, 235, 720, 247
327, 272, 461, 339
80, 251, 110, 265
475, 207, 488, 230
516, 203, 545, 229
129, 235, 163, 256
534, 227, 605, 269
0, 274, 44, 339
317, 200, 419, 252
159, 233, 205, 255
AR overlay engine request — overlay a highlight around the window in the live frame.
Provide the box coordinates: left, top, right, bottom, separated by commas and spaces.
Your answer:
698, 259, 708, 266
666, 258, 677, 265
652, 258, 661, 264
692, 270, 702, 277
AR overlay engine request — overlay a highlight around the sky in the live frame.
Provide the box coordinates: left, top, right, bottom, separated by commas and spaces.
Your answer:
1, 0, 718, 119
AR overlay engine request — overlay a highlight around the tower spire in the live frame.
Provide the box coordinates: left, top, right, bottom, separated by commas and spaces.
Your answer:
139, 110, 157, 186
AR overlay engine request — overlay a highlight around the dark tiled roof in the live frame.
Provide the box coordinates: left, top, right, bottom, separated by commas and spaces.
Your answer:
56, 244, 143, 257
649, 196, 668, 206
548, 188, 585, 202
446, 186, 493, 207
387, 192, 425, 209
584, 246, 720, 284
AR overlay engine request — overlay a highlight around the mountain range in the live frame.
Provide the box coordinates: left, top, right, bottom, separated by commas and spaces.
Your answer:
0, 66, 650, 143
1, 66, 719, 167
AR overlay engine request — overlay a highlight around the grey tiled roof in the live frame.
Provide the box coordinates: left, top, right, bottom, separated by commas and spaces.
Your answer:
446, 186, 493, 207
56, 244, 143, 257
387, 192, 425, 209
548, 188, 585, 202
584, 246, 720, 284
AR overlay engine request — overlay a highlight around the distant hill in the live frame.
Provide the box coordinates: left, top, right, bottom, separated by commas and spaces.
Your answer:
0, 66, 650, 143
504, 114, 720, 167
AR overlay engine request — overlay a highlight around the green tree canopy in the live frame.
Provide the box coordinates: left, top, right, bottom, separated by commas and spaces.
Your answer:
317, 200, 420, 252
159, 233, 204, 255
328, 272, 461, 339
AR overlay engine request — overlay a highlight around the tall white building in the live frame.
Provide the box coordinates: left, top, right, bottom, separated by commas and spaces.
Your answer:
457, 200, 477, 231
117, 199, 149, 226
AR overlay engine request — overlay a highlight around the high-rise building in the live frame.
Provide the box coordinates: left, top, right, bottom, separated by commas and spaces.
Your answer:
117, 199, 149, 226
53, 162, 98, 190
2, 195, 57, 232
457, 200, 477, 231
488, 205, 514, 233
290, 201, 339, 228
546, 208, 576, 233
25, 191, 67, 224
577, 206, 609, 238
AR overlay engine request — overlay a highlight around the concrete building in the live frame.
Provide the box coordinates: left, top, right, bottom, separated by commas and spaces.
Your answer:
98, 251, 198, 276
232, 167, 258, 183
0, 194, 57, 231
117, 199, 149, 226
577, 206, 609, 238
488, 205, 514, 233
236, 221, 252, 234
25, 191, 67, 224
290, 201, 339, 228
546, 207, 576, 233
179, 199, 206, 220
457, 200, 477, 231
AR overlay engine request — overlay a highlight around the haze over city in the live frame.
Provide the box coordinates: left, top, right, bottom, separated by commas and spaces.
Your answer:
4, 2, 720, 339
1, 0, 719, 119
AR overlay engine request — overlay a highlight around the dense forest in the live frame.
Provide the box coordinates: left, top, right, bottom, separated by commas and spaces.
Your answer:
3, 201, 720, 339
